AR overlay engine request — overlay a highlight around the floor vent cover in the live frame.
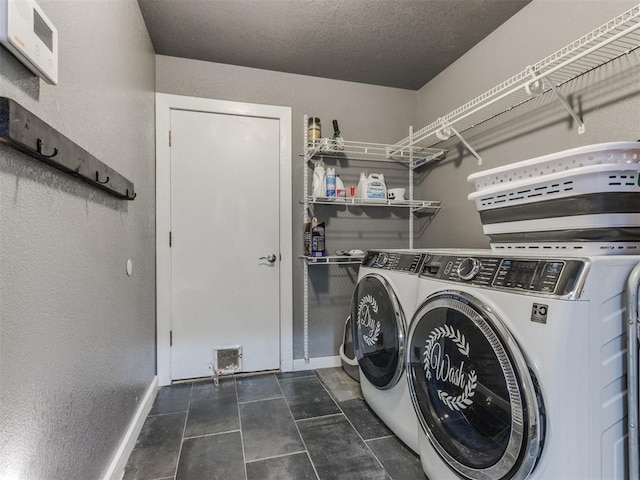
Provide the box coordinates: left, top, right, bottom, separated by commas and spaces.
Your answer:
213, 344, 243, 385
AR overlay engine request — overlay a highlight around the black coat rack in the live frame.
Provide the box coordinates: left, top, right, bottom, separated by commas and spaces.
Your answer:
0, 96, 136, 200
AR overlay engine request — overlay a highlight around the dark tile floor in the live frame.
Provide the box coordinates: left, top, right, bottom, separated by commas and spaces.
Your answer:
123, 367, 426, 480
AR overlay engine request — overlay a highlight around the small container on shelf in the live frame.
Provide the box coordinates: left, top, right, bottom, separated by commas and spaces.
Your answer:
303, 218, 326, 257
308, 117, 321, 141
336, 175, 346, 197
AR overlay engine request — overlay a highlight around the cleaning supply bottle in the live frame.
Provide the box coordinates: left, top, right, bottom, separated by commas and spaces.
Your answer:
364, 173, 387, 199
326, 167, 336, 197
336, 174, 345, 197
356, 172, 367, 199
312, 160, 326, 197
332, 120, 344, 151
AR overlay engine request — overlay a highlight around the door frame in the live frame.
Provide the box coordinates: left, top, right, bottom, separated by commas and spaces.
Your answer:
155, 93, 293, 386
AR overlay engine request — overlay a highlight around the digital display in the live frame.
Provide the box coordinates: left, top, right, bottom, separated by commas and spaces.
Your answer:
494, 259, 565, 292
396, 254, 416, 270
502, 260, 538, 288
33, 9, 53, 52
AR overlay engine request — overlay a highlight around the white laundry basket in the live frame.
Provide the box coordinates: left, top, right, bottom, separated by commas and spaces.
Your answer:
339, 315, 359, 382
467, 142, 640, 254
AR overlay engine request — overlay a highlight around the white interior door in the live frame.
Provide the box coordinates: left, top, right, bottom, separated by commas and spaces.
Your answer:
169, 109, 281, 380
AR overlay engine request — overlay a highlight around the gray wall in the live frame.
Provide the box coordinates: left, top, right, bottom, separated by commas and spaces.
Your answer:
0, 1, 156, 479
156, 57, 417, 359
415, 0, 640, 249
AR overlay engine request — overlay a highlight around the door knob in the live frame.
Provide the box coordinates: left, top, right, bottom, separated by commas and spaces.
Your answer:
260, 253, 277, 263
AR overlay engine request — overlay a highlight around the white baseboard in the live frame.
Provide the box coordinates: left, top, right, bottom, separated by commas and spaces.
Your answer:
103, 376, 159, 480
293, 355, 341, 371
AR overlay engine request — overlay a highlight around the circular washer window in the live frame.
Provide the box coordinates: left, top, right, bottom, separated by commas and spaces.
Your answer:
350, 274, 405, 390
407, 291, 542, 479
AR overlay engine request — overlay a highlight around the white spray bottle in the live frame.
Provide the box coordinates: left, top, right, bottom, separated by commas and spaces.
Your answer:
356, 172, 367, 199
312, 160, 326, 197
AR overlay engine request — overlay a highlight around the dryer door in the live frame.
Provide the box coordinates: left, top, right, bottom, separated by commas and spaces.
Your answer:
407, 291, 543, 480
351, 274, 405, 390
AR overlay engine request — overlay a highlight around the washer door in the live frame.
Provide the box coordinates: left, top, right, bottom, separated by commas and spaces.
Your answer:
351, 274, 405, 390
407, 291, 543, 480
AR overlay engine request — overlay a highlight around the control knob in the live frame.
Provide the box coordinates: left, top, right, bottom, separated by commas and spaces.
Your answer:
457, 258, 481, 280
376, 253, 389, 268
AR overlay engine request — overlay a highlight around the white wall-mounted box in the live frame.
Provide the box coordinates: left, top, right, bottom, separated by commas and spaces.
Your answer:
0, 0, 58, 84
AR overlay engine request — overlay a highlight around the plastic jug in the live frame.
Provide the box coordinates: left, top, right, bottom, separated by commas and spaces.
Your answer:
364, 173, 387, 199
312, 161, 326, 197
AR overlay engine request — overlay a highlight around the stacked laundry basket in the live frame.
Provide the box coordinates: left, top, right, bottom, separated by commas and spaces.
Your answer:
467, 142, 640, 253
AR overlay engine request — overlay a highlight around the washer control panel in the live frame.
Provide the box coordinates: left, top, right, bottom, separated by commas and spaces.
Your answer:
420, 253, 586, 297
362, 251, 425, 274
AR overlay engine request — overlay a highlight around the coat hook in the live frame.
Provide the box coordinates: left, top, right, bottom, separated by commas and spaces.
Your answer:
95, 171, 110, 184
126, 189, 137, 200
36, 138, 58, 158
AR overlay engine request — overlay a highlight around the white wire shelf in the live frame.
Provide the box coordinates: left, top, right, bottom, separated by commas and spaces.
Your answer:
393, 3, 640, 152
305, 138, 446, 168
305, 196, 441, 213
301, 255, 364, 265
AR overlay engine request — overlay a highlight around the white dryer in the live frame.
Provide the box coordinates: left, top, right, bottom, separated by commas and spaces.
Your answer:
350, 249, 427, 453
406, 249, 640, 479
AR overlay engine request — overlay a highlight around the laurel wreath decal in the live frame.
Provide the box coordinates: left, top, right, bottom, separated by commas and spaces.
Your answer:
422, 325, 477, 411
358, 294, 381, 347
363, 321, 380, 346
359, 295, 379, 314
423, 325, 470, 379
437, 370, 477, 411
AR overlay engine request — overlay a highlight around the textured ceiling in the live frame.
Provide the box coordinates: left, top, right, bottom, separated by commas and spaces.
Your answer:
138, 0, 531, 90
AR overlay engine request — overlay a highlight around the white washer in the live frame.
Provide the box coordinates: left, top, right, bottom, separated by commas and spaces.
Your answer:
406, 249, 640, 479
350, 249, 426, 453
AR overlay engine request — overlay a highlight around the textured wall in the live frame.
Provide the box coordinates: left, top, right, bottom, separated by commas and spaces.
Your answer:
415, 0, 640, 249
156, 57, 417, 359
156, 1, 640, 363
0, 1, 156, 479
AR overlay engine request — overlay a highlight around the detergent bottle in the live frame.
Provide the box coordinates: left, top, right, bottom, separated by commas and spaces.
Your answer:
364, 173, 387, 199
312, 160, 326, 197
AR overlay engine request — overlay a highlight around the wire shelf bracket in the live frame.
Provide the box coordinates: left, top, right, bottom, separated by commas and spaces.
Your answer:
436, 122, 483, 165
547, 80, 585, 134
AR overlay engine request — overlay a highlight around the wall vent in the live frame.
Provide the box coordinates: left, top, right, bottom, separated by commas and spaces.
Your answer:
212, 345, 243, 385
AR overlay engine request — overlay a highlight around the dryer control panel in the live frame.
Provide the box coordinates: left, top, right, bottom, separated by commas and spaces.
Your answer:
420, 253, 586, 297
362, 251, 425, 273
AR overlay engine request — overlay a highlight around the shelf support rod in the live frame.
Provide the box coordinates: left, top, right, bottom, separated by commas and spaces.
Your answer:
409, 125, 414, 250
546, 80, 585, 134
303, 261, 309, 364
437, 121, 482, 165
303, 114, 310, 364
